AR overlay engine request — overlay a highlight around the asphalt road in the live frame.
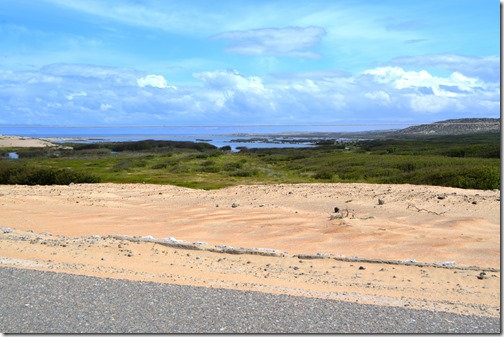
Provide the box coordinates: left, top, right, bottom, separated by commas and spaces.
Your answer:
0, 266, 500, 333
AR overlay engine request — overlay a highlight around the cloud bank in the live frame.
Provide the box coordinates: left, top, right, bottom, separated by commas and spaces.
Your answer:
0, 56, 498, 126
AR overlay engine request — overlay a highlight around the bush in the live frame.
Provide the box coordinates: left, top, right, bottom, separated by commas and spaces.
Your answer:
0, 163, 100, 185
223, 162, 243, 171
231, 169, 259, 177
314, 169, 334, 180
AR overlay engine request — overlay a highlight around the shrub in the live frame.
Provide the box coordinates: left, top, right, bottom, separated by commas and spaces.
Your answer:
0, 163, 99, 185
231, 169, 259, 177
314, 169, 334, 180
223, 162, 243, 171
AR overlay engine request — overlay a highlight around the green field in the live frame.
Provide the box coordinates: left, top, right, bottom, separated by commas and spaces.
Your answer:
0, 133, 500, 190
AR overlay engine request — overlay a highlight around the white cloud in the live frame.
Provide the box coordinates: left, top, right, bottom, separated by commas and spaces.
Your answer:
193, 69, 266, 92
100, 103, 113, 111
391, 54, 500, 83
364, 91, 391, 105
409, 95, 463, 114
137, 75, 176, 89
213, 26, 326, 58
65, 91, 87, 100
361, 66, 485, 98
0, 63, 499, 126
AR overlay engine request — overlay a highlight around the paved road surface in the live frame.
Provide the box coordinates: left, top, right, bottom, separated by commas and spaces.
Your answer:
0, 267, 500, 333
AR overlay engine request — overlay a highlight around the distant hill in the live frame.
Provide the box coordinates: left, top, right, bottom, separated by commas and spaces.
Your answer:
392, 118, 500, 136
232, 118, 500, 140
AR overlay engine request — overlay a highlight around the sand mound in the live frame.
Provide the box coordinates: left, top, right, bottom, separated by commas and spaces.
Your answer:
0, 183, 500, 317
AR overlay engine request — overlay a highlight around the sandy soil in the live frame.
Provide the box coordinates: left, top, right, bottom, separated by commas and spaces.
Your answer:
0, 135, 58, 148
0, 183, 500, 317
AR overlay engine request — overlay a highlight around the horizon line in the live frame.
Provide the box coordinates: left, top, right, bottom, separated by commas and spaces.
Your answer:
0, 121, 500, 129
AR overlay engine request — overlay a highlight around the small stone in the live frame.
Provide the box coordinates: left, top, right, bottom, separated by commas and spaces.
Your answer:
378, 199, 385, 205
334, 207, 340, 213
231, 202, 239, 208
437, 195, 446, 200
359, 266, 366, 270
472, 201, 478, 205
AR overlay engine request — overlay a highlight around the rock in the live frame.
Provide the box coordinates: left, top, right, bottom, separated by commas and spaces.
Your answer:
334, 207, 340, 213
472, 201, 478, 205
1, 227, 13, 234
477, 272, 487, 280
359, 266, 366, 270
231, 202, 239, 208
378, 199, 385, 205
437, 195, 446, 200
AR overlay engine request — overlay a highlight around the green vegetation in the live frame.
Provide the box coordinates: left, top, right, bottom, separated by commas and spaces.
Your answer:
0, 134, 500, 190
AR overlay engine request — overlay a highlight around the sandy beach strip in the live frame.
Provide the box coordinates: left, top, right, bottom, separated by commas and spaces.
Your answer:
0, 135, 59, 148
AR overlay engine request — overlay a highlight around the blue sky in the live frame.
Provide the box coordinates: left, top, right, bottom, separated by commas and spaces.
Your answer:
0, 0, 500, 128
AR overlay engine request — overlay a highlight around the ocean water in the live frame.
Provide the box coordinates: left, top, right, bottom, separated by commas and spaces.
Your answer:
0, 126, 327, 151
0, 123, 405, 150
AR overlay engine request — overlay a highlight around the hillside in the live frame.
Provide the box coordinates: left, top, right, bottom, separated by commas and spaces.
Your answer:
393, 118, 500, 136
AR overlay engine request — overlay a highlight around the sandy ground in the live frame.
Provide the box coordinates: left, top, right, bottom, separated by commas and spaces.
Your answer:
0, 183, 500, 317
0, 135, 58, 148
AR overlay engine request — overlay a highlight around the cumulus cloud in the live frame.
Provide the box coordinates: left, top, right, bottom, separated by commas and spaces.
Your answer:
212, 26, 326, 58
193, 69, 265, 92
0, 62, 499, 126
391, 54, 500, 83
364, 91, 391, 105
137, 74, 176, 89
361, 66, 485, 98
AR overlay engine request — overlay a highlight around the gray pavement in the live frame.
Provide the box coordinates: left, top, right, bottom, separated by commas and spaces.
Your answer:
0, 266, 500, 333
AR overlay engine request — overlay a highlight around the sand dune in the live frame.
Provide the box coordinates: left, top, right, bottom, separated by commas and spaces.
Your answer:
0, 183, 500, 317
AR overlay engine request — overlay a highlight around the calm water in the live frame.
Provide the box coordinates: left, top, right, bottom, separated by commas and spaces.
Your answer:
0, 126, 327, 151
0, 124, 400, 151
